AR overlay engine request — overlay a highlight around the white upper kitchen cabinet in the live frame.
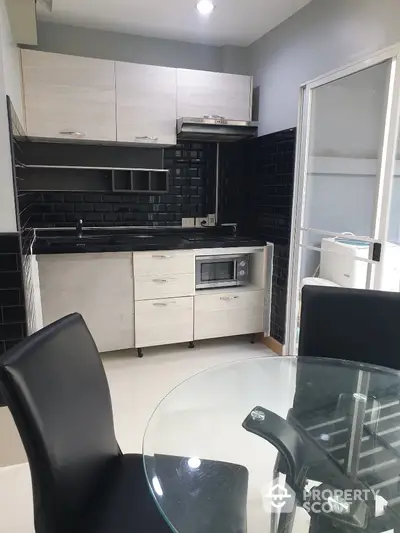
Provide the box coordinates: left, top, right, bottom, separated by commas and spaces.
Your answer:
177, 69, 252, 121
116, 62, 177, 145
22, 50, 116, 142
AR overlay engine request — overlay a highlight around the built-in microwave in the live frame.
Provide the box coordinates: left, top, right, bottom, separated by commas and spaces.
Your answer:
195, 254, 250, 290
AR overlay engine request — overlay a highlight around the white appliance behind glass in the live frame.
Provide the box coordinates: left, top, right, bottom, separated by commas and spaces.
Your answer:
195, 254, 249, 289
320, 237, 400, 291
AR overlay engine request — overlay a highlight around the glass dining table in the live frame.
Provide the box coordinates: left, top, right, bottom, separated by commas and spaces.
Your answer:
143, 356, 400, 533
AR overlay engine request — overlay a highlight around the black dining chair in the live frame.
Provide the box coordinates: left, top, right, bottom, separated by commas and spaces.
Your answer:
298, 285, 400, 369
0, 313, 249, 533
270, 286, 400, 533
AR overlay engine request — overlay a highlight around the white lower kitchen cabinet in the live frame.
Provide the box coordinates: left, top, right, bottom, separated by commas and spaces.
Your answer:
133, 249, 195, 300
135, 297, 194, 348
194, 289, 264, 341
134, 274, 194, 300
37, 253, 134, 353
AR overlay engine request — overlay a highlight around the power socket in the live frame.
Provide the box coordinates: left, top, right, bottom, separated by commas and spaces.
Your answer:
182, 217, 195, 228
195, 217, 209, 228
208, 214, 216, 227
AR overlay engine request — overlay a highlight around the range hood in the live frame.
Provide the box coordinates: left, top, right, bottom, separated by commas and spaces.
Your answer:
177, 117, 258, 142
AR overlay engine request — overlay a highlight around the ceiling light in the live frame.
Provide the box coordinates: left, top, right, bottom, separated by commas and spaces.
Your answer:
196, 0, 215, 15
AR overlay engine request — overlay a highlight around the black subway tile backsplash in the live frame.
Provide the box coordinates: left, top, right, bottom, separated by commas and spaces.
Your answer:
18, 142, 217, 228
0, 233, 27, 405
219, 128, 296, 345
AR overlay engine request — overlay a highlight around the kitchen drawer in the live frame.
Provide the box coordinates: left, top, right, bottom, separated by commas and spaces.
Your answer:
135, 297, 194, 348
133, 250, 194, 277
195, 290, 264, 340
134, 273, 194, 300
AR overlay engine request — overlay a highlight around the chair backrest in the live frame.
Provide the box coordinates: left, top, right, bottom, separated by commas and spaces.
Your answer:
295, 286, 400, 414
0, 313, 120, 533
298, 285, 400, 369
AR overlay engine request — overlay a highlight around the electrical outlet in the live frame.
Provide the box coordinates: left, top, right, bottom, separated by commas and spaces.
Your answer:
208, 214, 216, 227
182, 217, 195, 228
195, 217, 209, 228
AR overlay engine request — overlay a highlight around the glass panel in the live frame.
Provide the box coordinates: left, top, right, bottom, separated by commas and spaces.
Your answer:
288, 61, 393, 353
201, 261, 234, 282
294, 230, 377, 352
379, 118, 400, 293
303, 61, 392, 239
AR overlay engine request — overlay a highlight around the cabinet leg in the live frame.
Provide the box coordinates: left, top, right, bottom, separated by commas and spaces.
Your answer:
137, 348, 143, 358
251, 334, 257, 344
188, 341, 195, 349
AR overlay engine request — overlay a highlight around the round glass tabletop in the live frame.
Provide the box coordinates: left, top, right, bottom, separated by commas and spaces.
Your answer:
143, 356, 400, 533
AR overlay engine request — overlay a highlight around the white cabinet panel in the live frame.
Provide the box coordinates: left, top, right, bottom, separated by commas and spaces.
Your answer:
134, 250, 194, 277
177, 69, 252, 121
22, 50, 116, 142
135, 274, 194, 300
38, 253, 134, 353
195, 290, 264, 340
116, 62, 176, 145
135, 297, 193, 347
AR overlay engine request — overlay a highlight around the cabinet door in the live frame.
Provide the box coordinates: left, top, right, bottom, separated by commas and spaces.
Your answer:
22, 50, 116, 142
177, 69, 252, 121
194, 290, 264, 341
116, 62, 177, 145
38, 253, 134, 353
135, 297, 194, 348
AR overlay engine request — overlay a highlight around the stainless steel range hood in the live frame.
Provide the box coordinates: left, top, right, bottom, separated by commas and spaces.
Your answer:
177, 117, 258, 142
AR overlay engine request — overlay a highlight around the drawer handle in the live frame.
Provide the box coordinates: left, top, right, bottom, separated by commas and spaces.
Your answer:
153, 301, 176, 307
220, 296, 240, 301
152, 254, 173, 259
135, 136, 159, 141
59, 130, 86, 137
153, 279, 168, 283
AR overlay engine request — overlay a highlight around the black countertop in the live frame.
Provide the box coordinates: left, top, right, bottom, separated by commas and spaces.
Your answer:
29, 227, 266, 255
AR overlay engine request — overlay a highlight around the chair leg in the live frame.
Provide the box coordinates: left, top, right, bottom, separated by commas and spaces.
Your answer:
277, 505, 296, 533
270, 455, 281, 533
270, 507, 279, 533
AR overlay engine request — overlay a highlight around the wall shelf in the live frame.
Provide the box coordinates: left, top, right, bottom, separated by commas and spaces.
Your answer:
112, 169, 169, 193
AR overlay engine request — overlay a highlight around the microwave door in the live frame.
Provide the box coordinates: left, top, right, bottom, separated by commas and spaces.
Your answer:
196, 256, 238, 289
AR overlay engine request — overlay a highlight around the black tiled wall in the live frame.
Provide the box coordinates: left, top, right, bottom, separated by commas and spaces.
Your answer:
0, 234, 27, 406
220, 128, 296, 345
254, 129, 295, 346
18, 142, 217, 228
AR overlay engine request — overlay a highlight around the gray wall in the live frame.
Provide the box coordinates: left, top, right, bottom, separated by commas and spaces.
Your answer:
249, 0, 400, 135
34, 21, 250, 74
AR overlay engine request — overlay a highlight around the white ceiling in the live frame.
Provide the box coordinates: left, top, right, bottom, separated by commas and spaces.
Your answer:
37, 0, 312, 47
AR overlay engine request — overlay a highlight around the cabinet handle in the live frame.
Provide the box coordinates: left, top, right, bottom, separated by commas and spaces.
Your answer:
135, 136, 159, 141
220, 296, 239, 301
152, 279, 168, 283
59, 130, 86, 137
153, 301, 176, 307
152, 254, 172, 259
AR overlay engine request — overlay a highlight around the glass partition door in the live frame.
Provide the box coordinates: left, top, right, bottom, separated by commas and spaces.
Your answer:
286, 48, 400, 355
